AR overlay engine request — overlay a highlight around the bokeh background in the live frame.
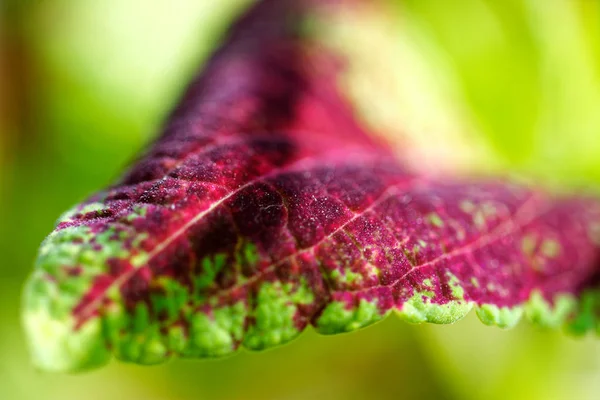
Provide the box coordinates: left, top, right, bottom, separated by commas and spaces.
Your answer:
2, 0, 600, 399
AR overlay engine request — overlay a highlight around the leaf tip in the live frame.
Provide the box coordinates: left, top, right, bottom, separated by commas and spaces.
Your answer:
475, 304, 523, 329
396, 297, 473, 325
524, 290, 577, 330
22, 271, 110, 373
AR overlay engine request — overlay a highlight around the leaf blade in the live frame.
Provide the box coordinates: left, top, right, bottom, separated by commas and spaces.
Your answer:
22, 0, 600, 373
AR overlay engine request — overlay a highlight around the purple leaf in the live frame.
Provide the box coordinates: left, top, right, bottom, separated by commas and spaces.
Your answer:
22, 0, 600, 373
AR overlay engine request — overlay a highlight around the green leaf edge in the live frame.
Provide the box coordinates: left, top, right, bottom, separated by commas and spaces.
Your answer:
22, 267, 600, 373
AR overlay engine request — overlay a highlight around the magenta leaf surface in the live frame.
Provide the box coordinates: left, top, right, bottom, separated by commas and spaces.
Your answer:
23, 0, 600, 372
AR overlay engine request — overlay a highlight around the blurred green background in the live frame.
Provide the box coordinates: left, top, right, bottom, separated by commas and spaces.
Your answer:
2, 0, 600, 399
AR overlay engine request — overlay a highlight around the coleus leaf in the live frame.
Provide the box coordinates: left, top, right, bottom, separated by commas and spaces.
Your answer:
23, 0, 600, 373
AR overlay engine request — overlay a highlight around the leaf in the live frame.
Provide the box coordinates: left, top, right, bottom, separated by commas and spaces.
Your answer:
23, 0, 600, 373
